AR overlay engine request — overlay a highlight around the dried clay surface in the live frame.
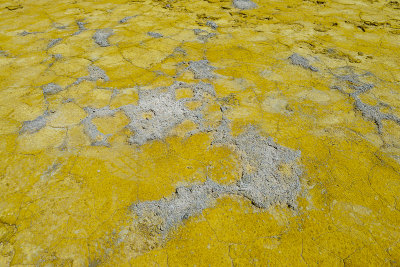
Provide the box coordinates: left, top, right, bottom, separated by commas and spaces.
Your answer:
0, 0, 400, 266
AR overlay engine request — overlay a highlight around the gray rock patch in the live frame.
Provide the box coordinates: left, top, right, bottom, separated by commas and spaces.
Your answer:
119, 16, 136, 23
78, 81, 215, 146
73, 20, 87, 35
132, 126, 302, 236
133, 179, 227, 235
289, 53, 318, 72
206, 20, 218, 30
121, 83, 203, 145
81, 106, 116, 146
233, 126, 301, 208
47, 38, 62, 49
72, 65, 110, 86
193, 81, 216, 97
42, 83, 63, 95
193, 29, 216, 43
353, 95, 400, 133
337, 73, 374, 95
147, 32, 163, 38
19, 31, 31, 36
52, 54, 62, 60
173, 47, 187, 56
187, 60, 217, 79
233, 0, 258, 10
77, 21, 86, 31
331, 67, 400, 133
20, 112, 48, 134
87, 65, 110, 82
93, 29, 114, 47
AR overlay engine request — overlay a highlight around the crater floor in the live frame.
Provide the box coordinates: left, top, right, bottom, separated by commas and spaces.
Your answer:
0, 0, 400, 265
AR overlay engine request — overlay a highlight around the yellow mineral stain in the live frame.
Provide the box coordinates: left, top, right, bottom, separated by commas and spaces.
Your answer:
175, 87, 193, 99
76, 88, 113, 108
1, 0, 400, 265
184, 100, 203, 110
92, 111, 130, 135
16, 127, 66, 153
48, 102, 87, 127
169, 120, 198, 138
109, 88, 139, 109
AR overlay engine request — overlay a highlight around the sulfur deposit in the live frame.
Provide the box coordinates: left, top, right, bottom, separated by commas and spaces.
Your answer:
0, 0, 400, 265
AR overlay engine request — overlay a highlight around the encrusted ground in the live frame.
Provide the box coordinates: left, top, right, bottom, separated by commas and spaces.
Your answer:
0, 0, 400, 265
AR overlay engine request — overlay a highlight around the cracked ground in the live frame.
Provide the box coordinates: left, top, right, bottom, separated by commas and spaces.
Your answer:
1, 0, 400, 265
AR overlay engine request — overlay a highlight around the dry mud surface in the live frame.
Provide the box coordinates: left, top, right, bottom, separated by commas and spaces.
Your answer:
0, 0, 400, 265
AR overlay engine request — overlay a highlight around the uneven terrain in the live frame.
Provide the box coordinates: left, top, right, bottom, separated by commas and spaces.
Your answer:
0, 0, 400, 265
